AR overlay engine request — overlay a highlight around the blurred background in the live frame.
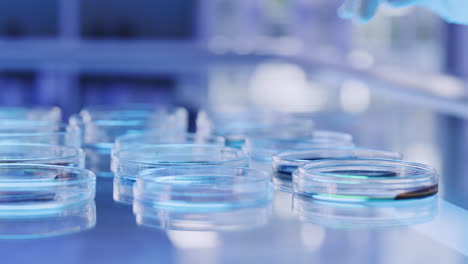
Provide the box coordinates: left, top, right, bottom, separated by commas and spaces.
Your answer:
0, 0, 467, 203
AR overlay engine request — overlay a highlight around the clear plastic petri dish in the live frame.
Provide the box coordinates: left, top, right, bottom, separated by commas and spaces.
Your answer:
113, 132, 225, 153
0, 106, 61, 122
292, 194, 437, 229
293, 158, 439, 201
272, 148, 402, 192
0, 143, 84, 167
70, 105, 188, 177
113, 144, 250, 204
0, 201, 96, 239
133, 166, 272, 211
196, 109, 315, 149
244, 130, 354, 172
135, 203, 272, 231
0, 164, 96, 215
0, 122, 81, 147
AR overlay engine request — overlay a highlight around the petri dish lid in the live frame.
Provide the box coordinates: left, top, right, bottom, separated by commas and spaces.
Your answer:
133, 166, 273, 210
0, 143, 84, 167
113, 144, 249, 168
0, 122, 81, 147
114, 132, 225, 153
0, 164, 96, 215
272, 148, 402, 192
293, 158, 438, 201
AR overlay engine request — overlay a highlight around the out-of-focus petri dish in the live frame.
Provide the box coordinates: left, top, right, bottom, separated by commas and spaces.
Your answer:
293, 158, 438, 201
0, 106, 61, 122
293, 194, 437, 229
0, 201, 96, 239
70, 105, 188, 177
113, 132, 225, 153
243, 130, 354, 172
135, 203, 272, 231
0, 164, 96, 215
133, 166, 272, 211
272, 148, 402, 192
113, 144, 249, 204
0, 144, 84, 167
196, 109, 315, 149
0, 122, 81, 147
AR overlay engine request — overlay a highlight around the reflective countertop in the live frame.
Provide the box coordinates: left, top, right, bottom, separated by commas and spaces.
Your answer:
1, 101, 468, 263
0, 176, 467, 264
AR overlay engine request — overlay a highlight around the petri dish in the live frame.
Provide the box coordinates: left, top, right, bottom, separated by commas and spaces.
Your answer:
293, 194, 437, 229
0, 164, 96, 215
0, 143, 84, 167
0, 201, 96, 239
244, 130, 354, 172
0, 106, 61, 122
0, 122, 81, 147
135, 203, 272, 231
113, 144, 250, 204
272, 148, 402, 192
113, 132, 225, 153
293, 158, 439, 201
197, 109, 315, 149
133, 166, 272, 211
71, 105, 188, 177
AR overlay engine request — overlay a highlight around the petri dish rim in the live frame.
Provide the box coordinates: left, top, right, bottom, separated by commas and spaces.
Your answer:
296, 158, 437, 182
0, 143, 84, 163
113, 144, 249, 167
138, 165, 271, 185
272, 147, 403, 164
114, 132, 225, 151
0, 122, 78, 138
293, 158, 438, 201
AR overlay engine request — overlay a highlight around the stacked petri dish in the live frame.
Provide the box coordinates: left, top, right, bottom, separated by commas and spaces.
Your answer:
272, 148, 402, 192
196, 109, 315, 149
133, 166, 273, 231
272, 146, 439, 227
70, 105, 188, 177
0, 107, 96, 238
112, 144, 250, 204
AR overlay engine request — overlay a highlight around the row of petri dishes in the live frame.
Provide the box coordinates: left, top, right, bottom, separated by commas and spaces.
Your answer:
0, 105, 439, 237
72, 105, 439, 231
0, 106, 95, 239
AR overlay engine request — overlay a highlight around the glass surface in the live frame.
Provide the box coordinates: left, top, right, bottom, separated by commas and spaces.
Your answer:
112, 144, 249, 204
293, 158, 438, 201
272, 148, 402, 192
0, 143, 84, 167
0, 164, 96, 215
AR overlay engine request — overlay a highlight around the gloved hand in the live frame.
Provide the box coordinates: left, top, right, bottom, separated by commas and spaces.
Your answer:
338, 0, 468, 24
